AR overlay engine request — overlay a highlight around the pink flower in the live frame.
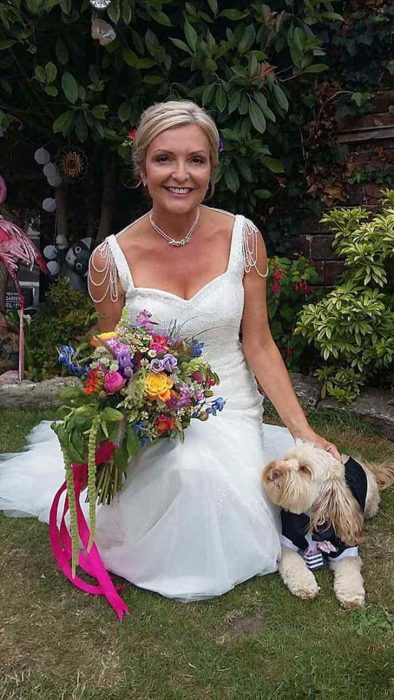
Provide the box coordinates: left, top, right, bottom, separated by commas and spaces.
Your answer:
96, 440, 116, 464
103, 370, 125, 394
272, 282, 280, 296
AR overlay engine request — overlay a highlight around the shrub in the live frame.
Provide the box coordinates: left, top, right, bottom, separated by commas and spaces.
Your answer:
24, 278, 95, 381
267, 255, 320, 371
296, 189, 394, 402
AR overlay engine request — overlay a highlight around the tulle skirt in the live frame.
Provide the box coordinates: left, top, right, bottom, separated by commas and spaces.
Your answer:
0, 416, 294, 601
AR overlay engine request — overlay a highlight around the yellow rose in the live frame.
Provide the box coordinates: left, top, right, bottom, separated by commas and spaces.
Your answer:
145, 372, 174, 401
90, 331, 118, 348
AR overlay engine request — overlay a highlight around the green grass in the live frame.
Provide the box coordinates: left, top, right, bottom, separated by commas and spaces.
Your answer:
0, 409, 393, 700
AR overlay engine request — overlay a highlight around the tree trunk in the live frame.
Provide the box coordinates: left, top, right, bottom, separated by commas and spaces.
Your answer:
96, 149, 116, 245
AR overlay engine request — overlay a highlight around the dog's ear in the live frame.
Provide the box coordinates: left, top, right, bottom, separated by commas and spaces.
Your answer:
311, 478, 364, 546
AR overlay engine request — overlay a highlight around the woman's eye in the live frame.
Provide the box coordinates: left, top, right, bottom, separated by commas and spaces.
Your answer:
191, 157, 205, 164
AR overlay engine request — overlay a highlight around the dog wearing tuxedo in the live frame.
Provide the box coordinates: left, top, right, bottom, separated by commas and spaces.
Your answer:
262, 441, 394, 609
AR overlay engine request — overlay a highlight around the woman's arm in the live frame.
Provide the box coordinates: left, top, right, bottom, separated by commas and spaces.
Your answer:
88, 245, 124, 332
241, 231, 340, 459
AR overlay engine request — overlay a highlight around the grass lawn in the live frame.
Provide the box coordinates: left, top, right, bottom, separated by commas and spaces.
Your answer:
0, 408, 393, 700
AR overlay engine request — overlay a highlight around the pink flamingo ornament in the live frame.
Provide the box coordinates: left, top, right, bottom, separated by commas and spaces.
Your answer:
0, 220, 49, 379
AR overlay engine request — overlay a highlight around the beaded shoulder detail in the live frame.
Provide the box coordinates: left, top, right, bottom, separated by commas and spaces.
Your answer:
242, 217, 268, 278
88, 237, 121, 304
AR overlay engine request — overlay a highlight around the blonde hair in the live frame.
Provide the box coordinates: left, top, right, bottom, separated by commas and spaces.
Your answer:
133, 100, 220, 176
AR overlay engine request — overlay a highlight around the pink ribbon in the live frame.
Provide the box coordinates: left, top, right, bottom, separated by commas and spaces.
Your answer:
49, 442, 129, 621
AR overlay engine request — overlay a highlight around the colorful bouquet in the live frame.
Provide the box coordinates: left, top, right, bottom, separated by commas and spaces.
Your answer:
53, 308, 224, 574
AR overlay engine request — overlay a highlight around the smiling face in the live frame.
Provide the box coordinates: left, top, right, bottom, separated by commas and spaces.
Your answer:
141, 124, 212, 215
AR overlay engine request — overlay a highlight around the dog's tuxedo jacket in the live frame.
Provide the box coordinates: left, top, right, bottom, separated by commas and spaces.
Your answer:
280, 457, 368, 570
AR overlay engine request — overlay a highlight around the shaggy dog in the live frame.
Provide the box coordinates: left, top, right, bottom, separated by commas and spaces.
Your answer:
262, 441, 394, 609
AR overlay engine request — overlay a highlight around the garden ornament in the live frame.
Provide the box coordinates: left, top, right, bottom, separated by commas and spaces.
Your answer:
42, 197, 56, 213
0, 219, 49, 379
91, 19, 116, 46
89, 0, 112, 9
57, 147, 88, 182
34, 147, 50, 165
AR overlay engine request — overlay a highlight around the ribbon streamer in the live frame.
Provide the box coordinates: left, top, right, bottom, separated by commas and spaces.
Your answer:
49, 445, 129, 621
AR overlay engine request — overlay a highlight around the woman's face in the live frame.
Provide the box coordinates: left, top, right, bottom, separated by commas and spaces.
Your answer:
142, 124, 212, 214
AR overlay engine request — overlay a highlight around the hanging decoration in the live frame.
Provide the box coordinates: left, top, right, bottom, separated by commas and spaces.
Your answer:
91, 19, 116, 46
89, 0, 112, 9
34, 148, 51, 165
43, 238, 93, 292
57, 147, 88, 182
0, 219, 49, 379
0, 176, 7, 205
42, 197, 57, 213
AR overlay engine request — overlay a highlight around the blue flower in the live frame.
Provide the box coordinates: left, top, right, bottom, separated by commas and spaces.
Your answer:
57, 345, 87, 376
191, 340, 204, 358
208, 397, 225, 415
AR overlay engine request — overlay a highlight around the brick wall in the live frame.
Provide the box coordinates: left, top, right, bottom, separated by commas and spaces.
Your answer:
297, 90, 394, 287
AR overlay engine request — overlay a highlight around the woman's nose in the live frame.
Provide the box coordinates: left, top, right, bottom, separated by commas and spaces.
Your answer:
172, 161, 189, 181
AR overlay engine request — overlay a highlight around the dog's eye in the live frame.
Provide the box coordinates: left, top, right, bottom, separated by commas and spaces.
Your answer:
299, 465, 310, 475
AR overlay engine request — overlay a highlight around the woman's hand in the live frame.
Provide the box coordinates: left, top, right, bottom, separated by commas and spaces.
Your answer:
293, 426, 341, 461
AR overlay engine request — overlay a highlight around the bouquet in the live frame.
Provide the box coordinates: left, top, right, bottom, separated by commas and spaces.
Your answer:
54, 308, 225, 574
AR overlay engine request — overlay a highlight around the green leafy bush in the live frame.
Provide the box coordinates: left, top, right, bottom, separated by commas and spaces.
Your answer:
296, 189, 394, 402
25, 278, 95, 381
267, 255, 320, 371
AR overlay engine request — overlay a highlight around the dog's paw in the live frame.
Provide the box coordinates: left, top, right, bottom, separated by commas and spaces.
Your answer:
337, 592, 365, 610
292, 578, 320, 600
282, 569, 320, 600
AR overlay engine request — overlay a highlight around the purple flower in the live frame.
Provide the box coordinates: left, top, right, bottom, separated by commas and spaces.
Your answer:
162, 353, 177, 372
149, 358, 165, 373
136, 309, 153, 330
123, 366, 133, 378
118, 350, 133, 371
219, 138, 225, 152
195, 390, 204, 401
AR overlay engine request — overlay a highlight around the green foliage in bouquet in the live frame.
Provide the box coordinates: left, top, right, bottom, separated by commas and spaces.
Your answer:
24, 278, 96, 380
296, 189, 394, 403
266, 256, 320, 371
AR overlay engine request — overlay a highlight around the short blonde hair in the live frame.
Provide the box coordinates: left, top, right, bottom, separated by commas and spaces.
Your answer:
133, 100, 220, 175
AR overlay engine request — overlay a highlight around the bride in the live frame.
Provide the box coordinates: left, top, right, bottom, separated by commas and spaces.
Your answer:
0, 100, 339, 601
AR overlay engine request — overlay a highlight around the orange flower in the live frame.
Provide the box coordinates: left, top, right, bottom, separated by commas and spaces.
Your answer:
156, 415, 177, 435
90, 331, 118, 348
83, 368, 103, 395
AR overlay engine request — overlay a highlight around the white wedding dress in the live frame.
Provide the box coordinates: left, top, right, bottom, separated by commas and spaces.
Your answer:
0, 214, 294, 601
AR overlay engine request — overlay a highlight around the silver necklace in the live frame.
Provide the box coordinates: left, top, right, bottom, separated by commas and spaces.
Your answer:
149, 207, 200, 246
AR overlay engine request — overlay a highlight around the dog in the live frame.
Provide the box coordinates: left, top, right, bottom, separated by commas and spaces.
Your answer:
262, 440, 394, 609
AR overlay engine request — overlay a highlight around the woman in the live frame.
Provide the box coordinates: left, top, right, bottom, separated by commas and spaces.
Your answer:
0, 100, 339, 601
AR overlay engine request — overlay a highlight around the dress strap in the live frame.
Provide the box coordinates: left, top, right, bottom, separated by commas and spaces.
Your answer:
241, 216, 269, 278
88, 234, 133, 304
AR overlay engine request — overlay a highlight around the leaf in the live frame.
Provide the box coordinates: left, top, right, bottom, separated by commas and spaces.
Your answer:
118, 101, 131, 122
215, 85, 226, 112
76, 113, 88, 142
145, 28, 160, 56
0, 40, 16, 50
53, 110, 75, 135
102, 407, 123, 422
249, 100, 267, 134
122, 0, 132, 25
62, 71, 78, 104
91, 104, 108, 119
224, 165, 239, 192
207, 0, 218, 15
126, 427, 140, 460
169, 38, 192, 54
142, 75, 165, 85
228, 91, 241, 114
220, 9, 248, 20
253, 92, 276, 122
150, 9, 172, 26
34, 65, 46, 83
303, 63, 328, 74
44, 85, 58, 97
107, 0, 120, 24
261, 156, 284, 173
255, 189, 272, 199
273, 83, 289, 111
202, 83, 215, 106
184, 19, 198, 52
55, 38, 69, 66
45, 61, 57, 83
239, 24, 256, 53
122, 47, 139, 67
